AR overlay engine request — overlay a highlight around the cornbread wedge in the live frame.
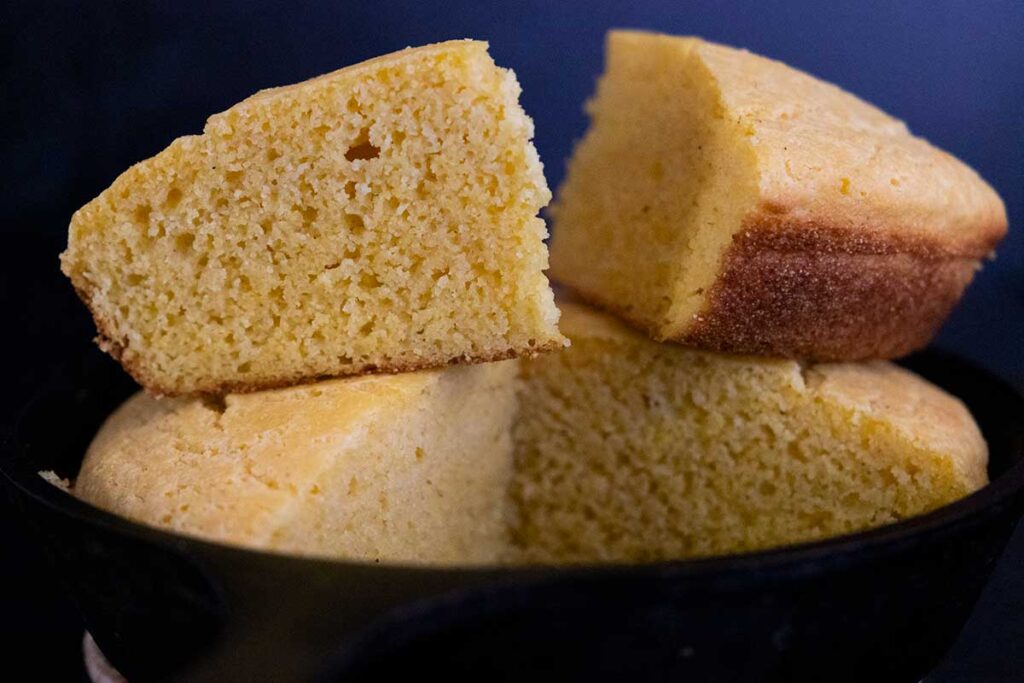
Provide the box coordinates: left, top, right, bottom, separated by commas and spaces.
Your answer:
62, 40, 564, 395
76, 362, 518, 564
511, 302, 987, 563
550, 31, 1006, 361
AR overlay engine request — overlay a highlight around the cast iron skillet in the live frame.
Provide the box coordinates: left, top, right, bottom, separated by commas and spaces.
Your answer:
2, 347, 1023, 683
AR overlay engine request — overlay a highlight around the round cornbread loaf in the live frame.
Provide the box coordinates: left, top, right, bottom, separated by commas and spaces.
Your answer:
76, 361, 518, 564
511, 302, 988, 563
550, 31, 1007, 361
61, 40, 564, 396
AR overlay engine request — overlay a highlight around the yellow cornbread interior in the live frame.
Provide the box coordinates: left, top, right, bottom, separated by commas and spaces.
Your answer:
61, 40, 563, 395
75, 362, 519, 564
549, 31, 759, 337
511, 303, 987, 564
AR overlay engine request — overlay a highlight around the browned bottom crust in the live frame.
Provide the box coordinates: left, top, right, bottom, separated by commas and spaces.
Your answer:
560, 221, 989, 361
101, 335, 561, 398
681, 224, 982, 360
71, 278, 563, 396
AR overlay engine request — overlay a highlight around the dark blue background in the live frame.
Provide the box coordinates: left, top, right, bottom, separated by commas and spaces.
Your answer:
5, 0, 1023, 383
1, 1, 1021, 680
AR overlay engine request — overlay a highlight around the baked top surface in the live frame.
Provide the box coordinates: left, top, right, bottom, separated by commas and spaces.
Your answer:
613, 31, 1007, 255
74, 361, 519, 562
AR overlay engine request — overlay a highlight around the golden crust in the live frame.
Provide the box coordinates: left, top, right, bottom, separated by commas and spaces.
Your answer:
678, 213, 988, 360
685, 33, 1008, 253
75, 361, 520, 563
559, 222, 982, 361
556, 203, 999, 361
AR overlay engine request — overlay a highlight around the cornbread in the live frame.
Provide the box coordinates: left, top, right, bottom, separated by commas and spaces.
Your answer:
61, 40, 564, 396
550, 31, 1007, 361
75, 362, 518, 564
511, 302, 988, 563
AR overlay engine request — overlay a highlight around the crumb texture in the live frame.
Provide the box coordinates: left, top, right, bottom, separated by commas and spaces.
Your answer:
549, 31, 1006, 358
511, 302, 988, 564
75, 361, 519, 564
61, 40, 563, 395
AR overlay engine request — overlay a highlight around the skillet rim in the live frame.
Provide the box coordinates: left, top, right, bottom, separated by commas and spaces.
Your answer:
2, 349, 1022, 582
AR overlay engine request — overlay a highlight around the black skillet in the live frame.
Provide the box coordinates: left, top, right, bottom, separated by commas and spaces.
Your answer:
2, 346, 1023, 683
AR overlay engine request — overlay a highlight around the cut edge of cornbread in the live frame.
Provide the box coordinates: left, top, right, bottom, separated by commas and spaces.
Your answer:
510, 301, 988, 564
61, 39, 566, 396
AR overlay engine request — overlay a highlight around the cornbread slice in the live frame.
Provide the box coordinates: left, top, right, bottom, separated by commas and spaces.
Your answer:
61, 40, 564, 396
511, 302, 987, 564
75, 362, 518, 564
550, 31, 1007, 361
